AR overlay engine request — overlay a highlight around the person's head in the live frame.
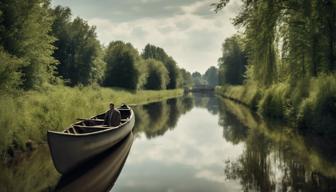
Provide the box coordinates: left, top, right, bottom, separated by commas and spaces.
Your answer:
109, 103, 114, 110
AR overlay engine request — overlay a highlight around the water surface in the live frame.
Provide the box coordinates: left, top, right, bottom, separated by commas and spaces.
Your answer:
1, 93, 336, 192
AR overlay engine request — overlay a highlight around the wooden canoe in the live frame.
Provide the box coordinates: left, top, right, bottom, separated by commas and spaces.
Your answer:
47, 105, 135, 174
55, 133, 134, 192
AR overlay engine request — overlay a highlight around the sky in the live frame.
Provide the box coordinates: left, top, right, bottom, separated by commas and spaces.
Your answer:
51, 0, 242, 74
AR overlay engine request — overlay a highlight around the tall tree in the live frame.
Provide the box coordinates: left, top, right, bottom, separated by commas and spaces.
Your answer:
51, 6, 104, 86
0, 48, 23, 91
203, 66, 219, 86
0, 0, 56, 89
180, 68, 193, 87
214, 0, 336, 85
218, 35, 247, 85
144, 59, 169, 90
192, 72, 207, 86
104, 41, 145, 90
142, 44, 182, 89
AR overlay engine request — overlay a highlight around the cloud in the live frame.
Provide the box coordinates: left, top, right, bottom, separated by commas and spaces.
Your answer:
53, 0, 242, 73
114, 107, 244, 191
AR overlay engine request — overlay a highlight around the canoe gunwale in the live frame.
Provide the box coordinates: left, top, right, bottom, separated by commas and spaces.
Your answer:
47, 107, 134, 137
47, 105, 135, 174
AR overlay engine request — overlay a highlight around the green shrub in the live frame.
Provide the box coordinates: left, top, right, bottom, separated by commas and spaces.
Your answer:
215, 82, 261, 109
298, 75, 336, 133
258, 83, 289, 118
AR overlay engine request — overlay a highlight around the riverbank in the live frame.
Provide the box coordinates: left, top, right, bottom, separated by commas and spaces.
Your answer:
215, 74, 336, 134
0, 85, 183, 157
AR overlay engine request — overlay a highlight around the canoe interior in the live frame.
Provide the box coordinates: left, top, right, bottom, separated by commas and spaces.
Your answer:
64, 106, 132, 135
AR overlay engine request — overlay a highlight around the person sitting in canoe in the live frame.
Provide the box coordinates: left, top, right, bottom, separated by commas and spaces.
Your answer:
104, 103, 121, 127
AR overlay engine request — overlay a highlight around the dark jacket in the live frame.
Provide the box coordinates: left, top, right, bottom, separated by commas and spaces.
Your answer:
104, 109, 121, 127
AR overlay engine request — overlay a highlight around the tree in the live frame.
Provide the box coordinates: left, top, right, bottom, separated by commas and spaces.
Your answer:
214, 0, 336, 85
0, 48, 23, 92
144, 59, 169, 90
142, 44, 182, 89
51, 6, 105, 86
218, 35, 247, 85
0, 0, 57, 89
180, 68, 193, 87
103, 41, 145, 90
203, 66, 219, 86
192, 72, 207, 86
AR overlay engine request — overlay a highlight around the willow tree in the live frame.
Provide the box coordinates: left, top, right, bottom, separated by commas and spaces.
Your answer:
238, 0, 280, 86
214, 0, 336, 85
281, 0, 336, 80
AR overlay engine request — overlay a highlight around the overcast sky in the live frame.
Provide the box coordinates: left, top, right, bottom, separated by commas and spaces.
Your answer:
52, 0, 241, 73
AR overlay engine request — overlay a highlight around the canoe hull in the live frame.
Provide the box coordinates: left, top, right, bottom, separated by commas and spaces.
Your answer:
47, 108, 135, 174
55, 133, 134, 192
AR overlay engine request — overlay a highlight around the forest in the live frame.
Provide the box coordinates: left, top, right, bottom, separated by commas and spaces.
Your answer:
0, 0, 193, 93
214, 0, 336, 133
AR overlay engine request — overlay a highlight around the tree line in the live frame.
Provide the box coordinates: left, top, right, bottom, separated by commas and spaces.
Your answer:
0, 1, 192, 92
214, 0, 336, 132
191, 66, 219, 87
215, 0, 336, 86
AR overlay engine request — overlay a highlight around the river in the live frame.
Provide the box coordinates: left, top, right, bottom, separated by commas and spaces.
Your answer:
1, 93, 336, 192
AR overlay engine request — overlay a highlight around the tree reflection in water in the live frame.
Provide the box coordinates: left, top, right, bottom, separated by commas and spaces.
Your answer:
2, 94, 336, 192
133, 95, 194, 138
219, 98, 336, 192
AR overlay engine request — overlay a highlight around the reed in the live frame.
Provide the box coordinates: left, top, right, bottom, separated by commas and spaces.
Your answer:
215, 74, 336, 133
0, 85, 182, 155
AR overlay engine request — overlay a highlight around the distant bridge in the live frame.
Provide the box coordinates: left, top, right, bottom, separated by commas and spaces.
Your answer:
184, 86, 215, 93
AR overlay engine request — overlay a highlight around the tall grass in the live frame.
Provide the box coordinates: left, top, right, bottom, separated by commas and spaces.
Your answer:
258, 83, 289, 118
0, 85, 183, 155
215, 82, 261, 109
216, 74, 336, 133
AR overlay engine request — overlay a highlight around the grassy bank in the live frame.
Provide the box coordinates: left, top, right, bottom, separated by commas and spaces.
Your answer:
215, 74, 336, 134
0, 85, 182, 156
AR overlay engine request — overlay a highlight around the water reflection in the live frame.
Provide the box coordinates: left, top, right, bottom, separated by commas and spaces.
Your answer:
0, 146, 59, 191
1, 94, 336, 192
55, 133, 133, 192
133, 96, 194, 138
114, 94, 243, 192
219, 98, 336, 191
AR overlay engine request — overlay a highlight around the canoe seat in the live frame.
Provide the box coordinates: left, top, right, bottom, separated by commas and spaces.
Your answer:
73, 125, 108, 134
68, 127, 78, 134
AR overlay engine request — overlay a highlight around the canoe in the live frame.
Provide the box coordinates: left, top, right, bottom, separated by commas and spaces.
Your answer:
55, 133, 134, 192
47, 104, 135, 174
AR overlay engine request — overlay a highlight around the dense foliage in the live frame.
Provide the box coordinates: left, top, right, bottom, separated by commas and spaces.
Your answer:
142, 44, 182, 89
144, 59, 169, 90
51, 6, 104, 86
103, 41, 146, 90
214, 0, 336, 133
0, 0, 56, 90
0, 3, 189, 92
191, 67, 219, 87
191, 72, 206, 86
179, 68, 193, 87
203, 66, 219, 87
214, 0, 336, 86
218, 35, 247, 85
